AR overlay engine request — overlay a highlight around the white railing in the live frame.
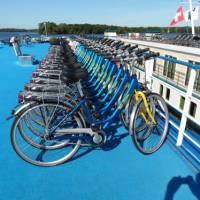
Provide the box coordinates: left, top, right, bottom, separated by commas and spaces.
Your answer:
154, 56, 200, 146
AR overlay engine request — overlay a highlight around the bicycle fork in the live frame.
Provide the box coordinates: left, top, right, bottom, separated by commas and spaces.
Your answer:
135, 91, 157, 125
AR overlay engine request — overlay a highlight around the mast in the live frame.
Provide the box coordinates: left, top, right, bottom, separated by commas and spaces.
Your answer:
44, 22, 48, 36
181, 0, 197, 35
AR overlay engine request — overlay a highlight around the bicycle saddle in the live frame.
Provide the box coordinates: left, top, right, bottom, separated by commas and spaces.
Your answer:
63, 63, 82, 70
61, 68, 87, 80
61, 71, 86, 84
63, 68, 83, 76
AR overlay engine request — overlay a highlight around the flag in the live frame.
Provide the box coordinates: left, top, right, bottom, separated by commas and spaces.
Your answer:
193, 7, 199, 20
170, 6, 185, 26
184, 7, 199, 21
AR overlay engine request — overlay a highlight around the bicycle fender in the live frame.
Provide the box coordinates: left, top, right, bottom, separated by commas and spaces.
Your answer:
13, 102, 34, 116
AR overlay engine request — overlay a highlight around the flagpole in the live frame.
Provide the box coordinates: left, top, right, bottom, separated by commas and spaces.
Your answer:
189, 0, 196, 35
44, 22, 48, 37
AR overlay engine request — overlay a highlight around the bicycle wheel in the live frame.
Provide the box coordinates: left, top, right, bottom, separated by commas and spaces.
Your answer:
23, 94, 78, 137
129, 93, 169, 154
11, 102, 85, 166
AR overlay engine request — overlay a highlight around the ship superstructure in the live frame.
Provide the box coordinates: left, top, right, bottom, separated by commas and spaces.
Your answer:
111, 36, 200, 171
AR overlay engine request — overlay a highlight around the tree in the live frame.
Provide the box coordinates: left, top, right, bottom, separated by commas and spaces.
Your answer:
37, 22, 193, 34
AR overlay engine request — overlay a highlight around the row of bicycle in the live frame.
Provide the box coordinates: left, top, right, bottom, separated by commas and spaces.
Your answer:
9, 37, 169, 167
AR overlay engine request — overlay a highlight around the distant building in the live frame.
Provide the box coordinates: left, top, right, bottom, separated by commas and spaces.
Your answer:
104, 28, 117, 37
128, 32, 140, 39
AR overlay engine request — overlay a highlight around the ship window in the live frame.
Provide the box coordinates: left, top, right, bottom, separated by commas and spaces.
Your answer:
166, 88, 170, 100
189, 102, 197, 117
153, 59, 157, 71
167, 57, 176, 79
186, 61, 200, 92
185, 64, 191, 86
159, 84, 163, 96
163, 58, 168, 76
196, 70, 200, 92
138, 72, 140, 80
179, 96, 185, 110
163, 55, 176, 80
194, 62, 200, 92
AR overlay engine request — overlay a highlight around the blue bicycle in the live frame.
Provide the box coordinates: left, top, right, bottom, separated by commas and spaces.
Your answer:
10, 38, 169, 166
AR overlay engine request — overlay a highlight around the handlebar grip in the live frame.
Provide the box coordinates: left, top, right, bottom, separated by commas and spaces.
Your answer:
112, 41, 120, 46
115, 42, 124, 49
128, 45, 138, 51
124, 44, 131, 48
135, 48, 149, 56
120, 44, 130, 50
144, 52, 160, 60
105, 40, 114, 45
118, 41, 124, 45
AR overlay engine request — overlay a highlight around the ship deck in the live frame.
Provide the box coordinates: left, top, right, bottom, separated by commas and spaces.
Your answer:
0, 43, 199, 200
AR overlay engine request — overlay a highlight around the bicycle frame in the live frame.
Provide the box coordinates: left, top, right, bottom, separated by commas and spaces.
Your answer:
49, 72, 137, 139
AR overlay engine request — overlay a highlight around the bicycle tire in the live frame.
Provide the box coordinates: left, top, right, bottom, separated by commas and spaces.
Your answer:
129, 93, 169, 154
11, 102, 85, 167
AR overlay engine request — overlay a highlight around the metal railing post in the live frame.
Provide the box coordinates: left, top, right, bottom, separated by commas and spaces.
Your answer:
145, 59, 154, 90
177, 68, 197, 146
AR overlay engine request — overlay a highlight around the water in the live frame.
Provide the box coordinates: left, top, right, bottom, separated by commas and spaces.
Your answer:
0, 32, 40, 40
0, 32, 90, 41
0, 32, 180, 42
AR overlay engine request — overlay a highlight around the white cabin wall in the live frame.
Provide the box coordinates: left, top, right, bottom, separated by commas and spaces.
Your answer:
121, 38, 200, 126
134, 65, 200, 126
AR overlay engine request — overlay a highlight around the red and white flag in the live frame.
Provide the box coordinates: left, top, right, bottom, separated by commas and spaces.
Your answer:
170, 6, 185, 26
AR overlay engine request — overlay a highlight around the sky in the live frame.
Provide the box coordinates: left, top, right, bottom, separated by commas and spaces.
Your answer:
0, 0, 198, 28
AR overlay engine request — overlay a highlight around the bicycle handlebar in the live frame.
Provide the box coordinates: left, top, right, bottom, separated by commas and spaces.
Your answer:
144, 52, 160, 60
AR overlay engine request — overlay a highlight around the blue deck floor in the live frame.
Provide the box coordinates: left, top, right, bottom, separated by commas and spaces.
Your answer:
0, 43, 199, 200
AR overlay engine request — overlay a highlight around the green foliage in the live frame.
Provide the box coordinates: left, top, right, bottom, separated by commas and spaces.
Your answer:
1, 24, 199, 34
4, 23, 198, 34
0, 28, 37, 32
